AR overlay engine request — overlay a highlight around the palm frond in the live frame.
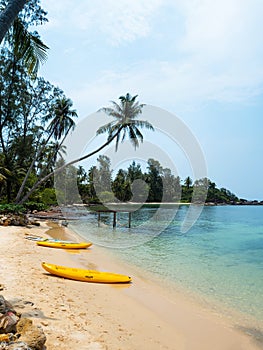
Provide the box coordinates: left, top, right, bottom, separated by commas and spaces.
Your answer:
115, 131, 121, 151
96, 121, 116, 135
130, 120, 154, 130
13, 18, 49, 77
98, 107, 123, 120
128, 126, 139, 149
133, 126, 143, 142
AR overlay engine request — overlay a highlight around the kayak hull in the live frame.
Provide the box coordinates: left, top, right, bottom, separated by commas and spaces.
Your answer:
37, 241, 92, 249
41, 262, 132, 284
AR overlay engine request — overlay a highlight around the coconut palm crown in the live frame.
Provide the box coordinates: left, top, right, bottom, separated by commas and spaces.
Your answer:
97, 93, 154, 151
47, 97, 77, 140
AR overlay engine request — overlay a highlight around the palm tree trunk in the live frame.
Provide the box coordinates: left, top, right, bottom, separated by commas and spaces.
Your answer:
0, 0, 27, 44
35, 127, 71, 178
14, 123, 58, 203
18, 127, 123, 204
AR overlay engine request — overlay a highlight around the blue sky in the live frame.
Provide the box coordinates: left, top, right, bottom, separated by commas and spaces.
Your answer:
37, 0, 263, 200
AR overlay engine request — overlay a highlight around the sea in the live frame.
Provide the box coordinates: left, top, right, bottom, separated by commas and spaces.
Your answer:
67, 204, 263, 331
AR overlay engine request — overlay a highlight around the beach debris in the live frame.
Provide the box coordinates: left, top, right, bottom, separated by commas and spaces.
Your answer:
0, 296, 46, 350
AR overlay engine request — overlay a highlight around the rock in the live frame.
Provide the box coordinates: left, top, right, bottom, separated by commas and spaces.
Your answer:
16, 318, 46, 350
0, 297, 46, 350
0, 296, 20, 335
0, 214, 30, 227
7, 341, 32, 349
0, 311, 19, 333
28, 219, 40, 226
0, 295, 16, 314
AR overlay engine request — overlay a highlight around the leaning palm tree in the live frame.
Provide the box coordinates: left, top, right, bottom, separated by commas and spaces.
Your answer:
97, 93, 154, 150
18, 93, 154, 204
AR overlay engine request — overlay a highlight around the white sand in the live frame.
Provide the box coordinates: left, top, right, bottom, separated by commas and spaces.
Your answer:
0, 222, 261, 350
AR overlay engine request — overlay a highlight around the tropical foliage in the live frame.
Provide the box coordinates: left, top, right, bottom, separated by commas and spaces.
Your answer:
0, 1, 78, 204
56, 156, 239, 205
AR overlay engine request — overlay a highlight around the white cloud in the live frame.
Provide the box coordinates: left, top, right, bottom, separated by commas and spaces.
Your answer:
69, 52, 263, 119
40, 0, 263, 113
178, 0, 263, 60
42, 0, 163, 45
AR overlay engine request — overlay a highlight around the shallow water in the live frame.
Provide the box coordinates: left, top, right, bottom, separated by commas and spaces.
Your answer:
68, 205, 263, 329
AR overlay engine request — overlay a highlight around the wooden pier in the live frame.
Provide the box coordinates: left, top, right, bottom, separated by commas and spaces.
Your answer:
97, 210, 132, 228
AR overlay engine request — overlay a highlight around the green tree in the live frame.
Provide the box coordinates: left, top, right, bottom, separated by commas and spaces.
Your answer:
112, 169, 131, 202
16, 96, 77, 203
184, 176, 192, 189
193, 177, 209, 203
181, 176, 193, 202
0, 52, 64, 201
127, 161, 143, 182
162, 168, 181, 202
93, 155, 112, 199
54, 159, 81, 205
85, 166, 99, 202
146, 158, 163, 202
126, 161, 147, 202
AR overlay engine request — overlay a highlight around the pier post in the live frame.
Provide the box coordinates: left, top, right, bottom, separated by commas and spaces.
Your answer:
128, 212, 131, 228
98, 212, 101, 227
113, 211, 117, 228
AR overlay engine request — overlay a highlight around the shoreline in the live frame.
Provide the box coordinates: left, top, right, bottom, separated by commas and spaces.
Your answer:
0, 222, 262, 349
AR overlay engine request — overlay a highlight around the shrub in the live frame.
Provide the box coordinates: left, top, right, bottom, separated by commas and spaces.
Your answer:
24, 202, 48, 212
0, 204, 26, 214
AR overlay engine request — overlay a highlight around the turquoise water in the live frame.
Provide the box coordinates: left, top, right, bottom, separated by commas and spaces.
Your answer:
69, 205, 263, 327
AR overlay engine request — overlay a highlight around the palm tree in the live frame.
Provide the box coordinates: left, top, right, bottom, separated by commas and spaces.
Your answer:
1, 1, 49, 77
97, 93, 154, 150
18, 93, 154, 204
46, 97, 77, 140
0, 0, 27, 44
15, 97, 77, 203
184, 176, 192, 189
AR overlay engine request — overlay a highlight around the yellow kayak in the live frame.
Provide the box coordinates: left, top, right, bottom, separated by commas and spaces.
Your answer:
41, 262, 132, 284
37, 241, 92, 249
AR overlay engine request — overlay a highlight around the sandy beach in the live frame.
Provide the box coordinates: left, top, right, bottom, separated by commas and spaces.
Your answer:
0, 222, 262, 350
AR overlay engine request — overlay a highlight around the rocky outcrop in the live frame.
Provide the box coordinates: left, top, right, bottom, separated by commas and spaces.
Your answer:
0, 215, 40, 227
0, 296, 46, 350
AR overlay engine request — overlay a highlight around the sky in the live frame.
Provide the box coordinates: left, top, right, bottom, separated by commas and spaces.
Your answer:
36, 0, 263, 200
